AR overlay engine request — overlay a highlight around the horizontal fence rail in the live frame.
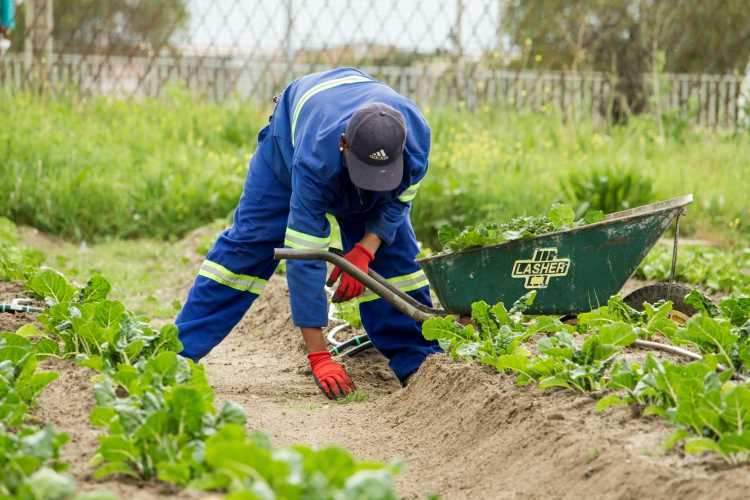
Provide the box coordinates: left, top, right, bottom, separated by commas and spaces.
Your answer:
1, 53, 746, 128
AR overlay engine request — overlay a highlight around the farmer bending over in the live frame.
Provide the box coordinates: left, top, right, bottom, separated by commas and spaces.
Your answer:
176, 67, 441, 399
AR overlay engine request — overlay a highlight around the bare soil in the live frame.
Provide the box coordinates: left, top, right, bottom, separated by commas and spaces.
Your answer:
204, 276, 750, 500
8, 264, 750, 498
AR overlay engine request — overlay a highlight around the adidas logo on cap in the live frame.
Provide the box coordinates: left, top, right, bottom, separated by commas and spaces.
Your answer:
369, 149, 389, 161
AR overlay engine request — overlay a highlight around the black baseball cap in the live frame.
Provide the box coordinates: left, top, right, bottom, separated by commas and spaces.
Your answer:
343, 103, 406, 192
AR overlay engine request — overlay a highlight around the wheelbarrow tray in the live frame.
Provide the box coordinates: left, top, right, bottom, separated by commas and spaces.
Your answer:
418, 195, 693, 316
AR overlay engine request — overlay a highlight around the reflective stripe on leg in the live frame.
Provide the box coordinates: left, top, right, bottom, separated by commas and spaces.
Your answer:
197, 260, 268, 295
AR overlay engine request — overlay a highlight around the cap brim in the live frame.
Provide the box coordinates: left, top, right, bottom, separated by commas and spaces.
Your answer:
344, 149, 404, 192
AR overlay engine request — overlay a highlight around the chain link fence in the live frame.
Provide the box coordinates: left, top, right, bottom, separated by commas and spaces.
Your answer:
0, 0, 748, 128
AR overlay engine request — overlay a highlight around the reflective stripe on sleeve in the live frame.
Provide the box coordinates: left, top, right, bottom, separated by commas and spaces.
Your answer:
398, 180, 422, 203
284, 227, 331, 250
358, 269, 430, 303
291, 75, 371, 146
198, 260, 267, 295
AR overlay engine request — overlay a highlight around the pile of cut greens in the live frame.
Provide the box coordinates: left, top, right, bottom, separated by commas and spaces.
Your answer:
437, 203, 604, 253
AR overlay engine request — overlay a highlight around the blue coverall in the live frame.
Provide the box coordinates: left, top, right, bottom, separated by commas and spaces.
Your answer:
176, 67, 441, 383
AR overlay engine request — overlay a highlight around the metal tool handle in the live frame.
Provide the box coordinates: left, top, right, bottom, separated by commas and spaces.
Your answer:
274, 248, 444, 322
274, 248, 713, 368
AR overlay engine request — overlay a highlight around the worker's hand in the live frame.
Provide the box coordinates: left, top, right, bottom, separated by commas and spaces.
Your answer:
307, 351, 355, 400
327, 243, 374, 302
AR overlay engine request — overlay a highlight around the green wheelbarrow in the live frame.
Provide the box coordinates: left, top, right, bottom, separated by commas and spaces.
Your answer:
274, 195, 698, 358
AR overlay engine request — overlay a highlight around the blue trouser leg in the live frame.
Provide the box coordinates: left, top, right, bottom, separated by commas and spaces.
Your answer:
337, 216, 442, 383
176, 152, 291, 361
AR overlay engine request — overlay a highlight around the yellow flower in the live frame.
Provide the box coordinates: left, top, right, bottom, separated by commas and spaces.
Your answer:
534, 54, 542, 63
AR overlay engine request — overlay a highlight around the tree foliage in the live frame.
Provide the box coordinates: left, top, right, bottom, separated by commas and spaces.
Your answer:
12, 0, 189, 55
502, 0, 750, 117
503, 0, 750, 74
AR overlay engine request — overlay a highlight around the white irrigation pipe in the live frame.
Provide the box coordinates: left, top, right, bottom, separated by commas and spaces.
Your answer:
633, 339, 748, 382
632, 339, 702, 362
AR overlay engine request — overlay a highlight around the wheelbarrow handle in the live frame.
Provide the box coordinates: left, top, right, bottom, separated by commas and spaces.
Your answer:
274, 248, 444, 322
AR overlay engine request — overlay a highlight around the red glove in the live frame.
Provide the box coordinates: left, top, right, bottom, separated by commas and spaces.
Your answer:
327, 243, 374, 302
307, 351, 355, 400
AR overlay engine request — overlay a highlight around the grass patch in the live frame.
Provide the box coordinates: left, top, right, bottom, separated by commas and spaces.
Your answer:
19, 223, 226, 319
335, 390, 369, 404
415, 107, 750, 247
44, 237, 190, 319
3, 90, 747, 247
0, 87, 263, 241
285, 400, 325, 412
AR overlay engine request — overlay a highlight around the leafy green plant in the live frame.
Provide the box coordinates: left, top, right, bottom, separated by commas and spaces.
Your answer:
423, 292, 566, 367
90, 351, 398, 495
563, 165, 655, 217
576, 294, 679, 341
495, 319, 639, 393
0, 331, 76, 499
17, 256, 399, 497
27, 270, 182, 371
620, 355, 750, 465
0, 217, 44, 281
334, 300, 362, 329
537, 323, 638, 392
596, 357, 663, 412
0, 425, 70, 498
437, 203, 603, 253
22, 467, 77, 500
0, 333, 59, 426
192, 424, 399, 499
90, 351, 244, 482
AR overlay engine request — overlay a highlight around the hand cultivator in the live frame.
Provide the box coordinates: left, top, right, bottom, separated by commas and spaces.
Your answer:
276, 195, 702, 361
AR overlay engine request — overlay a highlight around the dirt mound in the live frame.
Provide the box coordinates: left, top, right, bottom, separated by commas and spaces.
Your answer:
387, 356, 750, 499
205, 276, 750, 499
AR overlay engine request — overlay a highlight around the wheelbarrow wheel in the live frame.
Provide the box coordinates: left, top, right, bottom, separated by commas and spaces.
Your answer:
623, 283, 700, 324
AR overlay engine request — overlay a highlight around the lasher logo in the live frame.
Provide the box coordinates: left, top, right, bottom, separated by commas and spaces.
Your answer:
511, 247, 571, 289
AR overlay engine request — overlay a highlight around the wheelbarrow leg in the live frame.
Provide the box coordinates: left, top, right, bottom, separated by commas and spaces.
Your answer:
668, 213, 681, 299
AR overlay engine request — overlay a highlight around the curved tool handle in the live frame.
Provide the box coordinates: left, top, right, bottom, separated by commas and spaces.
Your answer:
274, 248, 443, 322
